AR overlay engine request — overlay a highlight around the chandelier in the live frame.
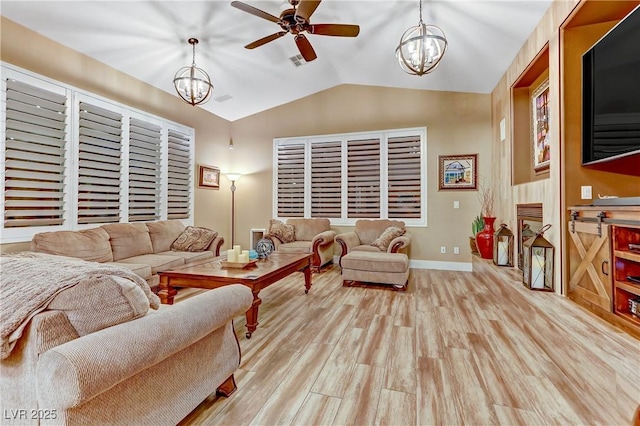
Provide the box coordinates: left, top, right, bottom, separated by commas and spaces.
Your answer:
173, 38, 213, 106
395, 0, 448, 76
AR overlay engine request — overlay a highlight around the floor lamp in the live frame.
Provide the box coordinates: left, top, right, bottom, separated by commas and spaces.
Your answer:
225, 173, 242, 246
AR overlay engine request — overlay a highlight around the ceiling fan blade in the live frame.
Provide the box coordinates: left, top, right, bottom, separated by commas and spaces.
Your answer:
309, 24, 360, 37
231, 1, 280, 23
245, 32, 287, 49
295, 34, 317, 62
295, 0, 321, 22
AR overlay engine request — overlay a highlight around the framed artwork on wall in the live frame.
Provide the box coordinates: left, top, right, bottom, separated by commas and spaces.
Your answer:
438, 154, 478, 190
197, 164, 220, 189
532, 79, 550, 172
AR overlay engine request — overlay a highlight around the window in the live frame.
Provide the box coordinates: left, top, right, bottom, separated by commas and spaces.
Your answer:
1, 64, 195, 243
273, 128, 426, 226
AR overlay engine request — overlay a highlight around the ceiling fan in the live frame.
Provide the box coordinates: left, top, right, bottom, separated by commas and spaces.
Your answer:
230, 0, 360, 62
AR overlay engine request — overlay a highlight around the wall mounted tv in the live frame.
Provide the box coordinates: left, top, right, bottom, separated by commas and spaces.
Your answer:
582, 5, 640, 165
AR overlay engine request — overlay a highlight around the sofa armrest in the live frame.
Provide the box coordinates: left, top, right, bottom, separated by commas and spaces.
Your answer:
334, 231, 360, 264
206, 234, 225, 256
36, 284, 252, 410
312, 230, 337, 247
389, 234, 411, 253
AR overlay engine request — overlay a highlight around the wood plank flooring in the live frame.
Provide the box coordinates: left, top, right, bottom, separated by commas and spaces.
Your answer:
177, 258, 640, 426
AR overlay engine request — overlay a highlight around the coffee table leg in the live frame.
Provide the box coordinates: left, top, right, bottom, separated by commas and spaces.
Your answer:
245, 291, 261, 339
303, 264, 312, 294
158, 276, 176, 305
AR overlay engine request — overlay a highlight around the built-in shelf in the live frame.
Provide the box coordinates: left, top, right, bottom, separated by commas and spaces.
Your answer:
511, 44, 550, 185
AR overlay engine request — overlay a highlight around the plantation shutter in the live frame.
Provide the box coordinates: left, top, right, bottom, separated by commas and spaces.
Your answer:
387, 135, 421, 219
77, 102, 123, 224
276, 142, 305, 217
347, 138, 380, 218
128, 118, 161, 222
167, 129, 192, 219
310, 140, 342, 217
3, 79, 67, 228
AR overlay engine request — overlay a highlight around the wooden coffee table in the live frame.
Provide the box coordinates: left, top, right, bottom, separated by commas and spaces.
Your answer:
158, 252, 313, 338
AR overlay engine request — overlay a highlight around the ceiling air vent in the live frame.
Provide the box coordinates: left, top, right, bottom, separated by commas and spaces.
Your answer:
289, 54, 307, 67
214, 94, 233, 103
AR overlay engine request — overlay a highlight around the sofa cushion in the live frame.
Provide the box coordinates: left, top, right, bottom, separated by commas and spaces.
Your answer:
47, 275, 150, 337
102, 223, 154, 261
31, 227, 113, 263
277, 241, 312, 253
156, 250, 214, 264
146, 220, 186, 253
342, 251, 409, 273
287, 218, 330, 241
269, 219, 296, 243
370, 226, 406, 251
170, 226, 218, 252
117, 254, 185, 275
105, 262, 153, 280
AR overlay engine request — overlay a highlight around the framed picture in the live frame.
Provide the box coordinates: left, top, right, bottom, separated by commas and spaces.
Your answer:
532, 79, 550, 172
197, 164, 220, 189
438, 154, 478, 190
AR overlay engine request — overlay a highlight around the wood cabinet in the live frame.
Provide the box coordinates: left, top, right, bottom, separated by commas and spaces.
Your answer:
611, 225, 640, 333
568, 206, 640, 338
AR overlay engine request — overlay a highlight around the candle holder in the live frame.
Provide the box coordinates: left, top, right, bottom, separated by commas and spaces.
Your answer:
522, 224, 554, 291
493, 223, 514, 267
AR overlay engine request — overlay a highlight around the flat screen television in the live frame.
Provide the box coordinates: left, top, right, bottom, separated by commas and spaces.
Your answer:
582, 5, 640, 165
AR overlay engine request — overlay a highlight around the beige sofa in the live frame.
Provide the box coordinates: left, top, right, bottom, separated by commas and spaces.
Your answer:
265, 218, 337, 272
334, 219, 411, 265
30, 220, 224, 290
0, 253, 253, 425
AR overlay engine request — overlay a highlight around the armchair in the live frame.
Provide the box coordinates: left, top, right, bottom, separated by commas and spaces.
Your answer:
265, 218, 336, 272
335, 219, 411, 265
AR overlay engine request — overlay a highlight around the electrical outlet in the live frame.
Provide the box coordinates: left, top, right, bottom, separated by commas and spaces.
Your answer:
440, 246, 446, 254
453, 201, 460, 209
454, 247, 460, 254
581, 185, 592, 200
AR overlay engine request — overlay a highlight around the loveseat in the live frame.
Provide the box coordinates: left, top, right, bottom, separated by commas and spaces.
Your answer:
30, 220, 224, 290
334, 219, 411, 265
265, 218, 337, 272
0, 253, 253, 425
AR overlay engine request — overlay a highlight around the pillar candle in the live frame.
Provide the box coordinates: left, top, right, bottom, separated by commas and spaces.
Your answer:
233, 245, 241, 253
497, 241, 509, 265
227, 249, 238, 263
238, 252, 249, 263
531, 253, 545, 289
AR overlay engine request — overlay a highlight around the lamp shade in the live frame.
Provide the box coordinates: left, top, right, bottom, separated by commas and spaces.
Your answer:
225, 173, 242, 182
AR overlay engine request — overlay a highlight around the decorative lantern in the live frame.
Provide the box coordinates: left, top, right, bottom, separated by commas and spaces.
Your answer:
522, 224, 554, 291
493, 223, 514, 267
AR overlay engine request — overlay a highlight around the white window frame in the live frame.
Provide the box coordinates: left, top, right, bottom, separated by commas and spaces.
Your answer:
1, 63, 195, 243
273, 127, 427, 227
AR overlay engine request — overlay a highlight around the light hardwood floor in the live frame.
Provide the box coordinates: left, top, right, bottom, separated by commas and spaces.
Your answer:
177, 258, 640, 426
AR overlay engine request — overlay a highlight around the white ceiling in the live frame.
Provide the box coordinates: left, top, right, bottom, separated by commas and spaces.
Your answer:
1, 0, 552, 121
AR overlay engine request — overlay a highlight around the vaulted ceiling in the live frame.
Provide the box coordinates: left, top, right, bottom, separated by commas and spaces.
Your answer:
1, 0, 553, 121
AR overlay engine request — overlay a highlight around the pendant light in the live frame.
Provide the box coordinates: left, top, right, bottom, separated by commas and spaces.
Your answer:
173, 38, 214, 106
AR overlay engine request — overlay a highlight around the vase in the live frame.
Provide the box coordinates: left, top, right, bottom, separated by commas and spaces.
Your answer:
475, 216, 496, 260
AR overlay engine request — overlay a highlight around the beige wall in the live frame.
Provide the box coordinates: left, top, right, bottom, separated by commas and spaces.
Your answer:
230, 85, 492, 263
1, 17, 492, 265
0, 17, 233, 253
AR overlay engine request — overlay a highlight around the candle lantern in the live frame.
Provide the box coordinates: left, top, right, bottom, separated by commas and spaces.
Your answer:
522, 224, 554, 291
493, 223, 514, 267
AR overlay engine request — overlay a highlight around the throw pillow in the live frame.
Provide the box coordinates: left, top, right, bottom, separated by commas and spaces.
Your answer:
171, 226, 218, 252
370, 226, 406, 251
268, 219, 296, 243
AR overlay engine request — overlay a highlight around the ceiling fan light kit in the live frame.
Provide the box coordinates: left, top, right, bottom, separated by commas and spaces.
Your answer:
173, 38, 214, 106
231, 0, 359, 62
396, 0, 448, 76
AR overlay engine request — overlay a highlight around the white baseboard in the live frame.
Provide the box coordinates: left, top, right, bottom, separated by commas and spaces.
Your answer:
409, 259, 473, 272
332, 255, 472, 272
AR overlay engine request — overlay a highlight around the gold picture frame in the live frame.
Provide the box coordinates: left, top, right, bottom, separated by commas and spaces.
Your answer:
532, 79, 550, 172
198, 164, 220, 189
438, 154, 478, 190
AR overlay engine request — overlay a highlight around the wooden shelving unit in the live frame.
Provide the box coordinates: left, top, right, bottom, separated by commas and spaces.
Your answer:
611, 225, 640, 329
